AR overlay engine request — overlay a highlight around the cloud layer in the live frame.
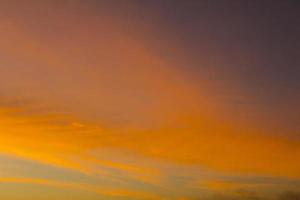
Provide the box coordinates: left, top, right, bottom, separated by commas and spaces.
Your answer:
0, 1, 299, 199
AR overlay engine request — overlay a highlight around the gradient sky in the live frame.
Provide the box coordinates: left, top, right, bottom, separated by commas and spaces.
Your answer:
0, 1, 299, 200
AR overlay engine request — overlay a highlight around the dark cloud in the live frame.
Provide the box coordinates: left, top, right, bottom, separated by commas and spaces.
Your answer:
193, 190, 300, 200
279, 191, 300, 200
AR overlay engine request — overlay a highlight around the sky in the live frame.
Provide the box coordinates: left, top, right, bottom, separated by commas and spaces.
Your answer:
0, 0, 299, 199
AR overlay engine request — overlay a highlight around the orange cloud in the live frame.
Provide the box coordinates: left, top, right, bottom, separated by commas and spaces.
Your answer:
0, 177, 159, 199
0, 1, 299, 199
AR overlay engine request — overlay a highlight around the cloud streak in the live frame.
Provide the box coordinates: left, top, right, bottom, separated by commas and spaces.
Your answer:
0, 1, 299, 199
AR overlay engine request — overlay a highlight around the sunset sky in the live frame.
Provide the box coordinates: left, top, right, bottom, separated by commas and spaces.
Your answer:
0, 1, 299, 200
